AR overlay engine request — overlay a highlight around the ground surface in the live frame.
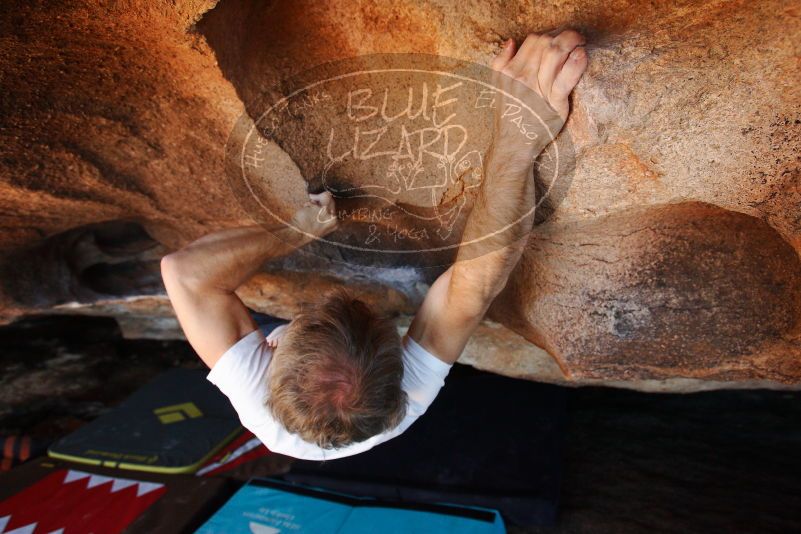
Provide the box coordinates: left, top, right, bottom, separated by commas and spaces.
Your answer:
1, 315, 799, 533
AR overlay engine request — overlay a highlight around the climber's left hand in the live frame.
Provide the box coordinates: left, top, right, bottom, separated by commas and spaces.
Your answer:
291, 191, 338, 239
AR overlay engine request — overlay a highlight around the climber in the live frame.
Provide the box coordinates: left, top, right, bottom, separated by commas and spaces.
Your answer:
160, 30, 588, 460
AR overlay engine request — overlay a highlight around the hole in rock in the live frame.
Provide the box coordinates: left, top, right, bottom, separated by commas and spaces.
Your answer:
74, 221, 165, 297
0, 220, 167, 307
78, 260, 163, 297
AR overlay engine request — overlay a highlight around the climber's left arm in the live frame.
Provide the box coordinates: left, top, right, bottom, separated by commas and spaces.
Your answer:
161, 193, 338, 369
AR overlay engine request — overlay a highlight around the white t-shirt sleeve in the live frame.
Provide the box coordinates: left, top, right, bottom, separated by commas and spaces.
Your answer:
206, 329, 273, 429
399, 333, 453, 417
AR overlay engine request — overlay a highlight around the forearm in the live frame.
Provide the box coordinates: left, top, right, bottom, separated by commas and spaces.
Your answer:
451, 143, 538, 304
450, 80, 565, 305
408, 148, 539, 362
160, 193, 337, 367
163, 225, 308, 294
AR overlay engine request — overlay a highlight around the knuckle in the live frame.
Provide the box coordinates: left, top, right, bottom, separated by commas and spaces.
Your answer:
560, 29, 581, 39
501, 66, 516, 77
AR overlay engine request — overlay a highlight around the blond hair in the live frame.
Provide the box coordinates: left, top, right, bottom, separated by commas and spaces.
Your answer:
266, 287, 407, 449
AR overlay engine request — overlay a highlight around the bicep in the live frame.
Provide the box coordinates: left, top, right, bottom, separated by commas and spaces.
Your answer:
161, 255, 258, 369
407, 266, 487, 365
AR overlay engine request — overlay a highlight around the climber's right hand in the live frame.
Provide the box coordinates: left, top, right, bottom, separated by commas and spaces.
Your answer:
290, 191, 338, 239
489, 30, 588, 159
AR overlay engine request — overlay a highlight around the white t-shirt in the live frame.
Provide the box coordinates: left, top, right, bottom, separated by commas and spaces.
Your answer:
206, 328, 453, 461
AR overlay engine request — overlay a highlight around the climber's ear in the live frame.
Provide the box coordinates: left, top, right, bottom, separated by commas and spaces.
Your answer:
266, 323, 290, 348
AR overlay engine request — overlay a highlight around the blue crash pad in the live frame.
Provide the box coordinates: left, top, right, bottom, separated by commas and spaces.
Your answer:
197, 478, 506, 534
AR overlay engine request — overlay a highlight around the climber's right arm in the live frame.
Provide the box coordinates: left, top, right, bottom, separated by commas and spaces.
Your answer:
405, 141, 539, 366
407, 31, 587, 366
161, 193, 337, 369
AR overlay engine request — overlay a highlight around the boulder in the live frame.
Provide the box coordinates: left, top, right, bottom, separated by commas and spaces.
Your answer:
0, 0, 798, 391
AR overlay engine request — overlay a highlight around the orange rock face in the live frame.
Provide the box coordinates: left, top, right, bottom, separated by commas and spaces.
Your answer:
0, 0, 799, 391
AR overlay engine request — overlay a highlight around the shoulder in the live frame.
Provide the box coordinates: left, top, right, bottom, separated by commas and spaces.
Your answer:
399, 332, 453, 416
207, 329, 268, 385
401, 333, 453, 379
206, 329, 273, 428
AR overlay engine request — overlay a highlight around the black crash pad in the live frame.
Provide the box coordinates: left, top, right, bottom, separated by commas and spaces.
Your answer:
285, 363, 568, 527
48, 368, 242, 474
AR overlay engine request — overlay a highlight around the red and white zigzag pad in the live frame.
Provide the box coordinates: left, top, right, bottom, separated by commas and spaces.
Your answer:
0, 469, 166, 534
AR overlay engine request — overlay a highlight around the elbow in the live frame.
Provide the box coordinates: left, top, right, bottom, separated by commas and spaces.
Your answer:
160, 251, 197, 290
160, 253, 180, 287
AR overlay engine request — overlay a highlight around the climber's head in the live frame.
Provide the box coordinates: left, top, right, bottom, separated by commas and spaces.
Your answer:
265, 287, 407, 449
